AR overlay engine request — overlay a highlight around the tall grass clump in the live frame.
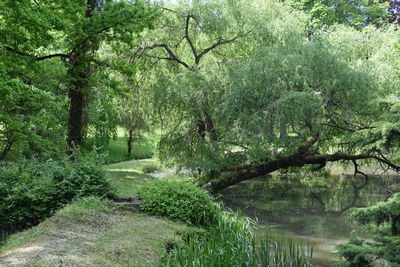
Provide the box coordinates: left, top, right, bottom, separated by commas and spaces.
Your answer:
161, 210, 313, 267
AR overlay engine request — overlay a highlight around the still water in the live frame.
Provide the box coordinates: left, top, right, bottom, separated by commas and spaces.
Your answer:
221, 173, 400, 266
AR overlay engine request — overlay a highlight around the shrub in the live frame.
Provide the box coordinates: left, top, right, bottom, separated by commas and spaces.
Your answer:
138, 180, 220, 227
337, 193, 400, 266
0, 155, 114, 231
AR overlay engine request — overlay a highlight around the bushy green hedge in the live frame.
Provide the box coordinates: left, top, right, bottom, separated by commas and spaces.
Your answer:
0, 156, 113, 230
138, 180, 220, 227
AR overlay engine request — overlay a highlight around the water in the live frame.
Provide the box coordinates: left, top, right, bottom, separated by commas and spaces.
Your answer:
221, 173, 400, 266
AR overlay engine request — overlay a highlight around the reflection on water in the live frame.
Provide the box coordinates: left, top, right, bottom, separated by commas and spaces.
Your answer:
221, 174, 400, 266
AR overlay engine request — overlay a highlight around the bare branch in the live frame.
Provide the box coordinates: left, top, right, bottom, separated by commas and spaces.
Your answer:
185, 14, 197, 60
197, 29, 252, 59
142, 43, 190, 69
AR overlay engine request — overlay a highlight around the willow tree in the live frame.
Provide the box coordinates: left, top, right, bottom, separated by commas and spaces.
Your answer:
131, 0, 254, 166
1, 0, 157, 153
141, 0, 400, 191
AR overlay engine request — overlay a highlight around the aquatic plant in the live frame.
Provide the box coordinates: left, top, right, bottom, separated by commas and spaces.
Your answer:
161, 210, 313, 267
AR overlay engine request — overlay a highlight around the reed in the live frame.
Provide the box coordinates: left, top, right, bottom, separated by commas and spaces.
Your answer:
161, 210, 313, 267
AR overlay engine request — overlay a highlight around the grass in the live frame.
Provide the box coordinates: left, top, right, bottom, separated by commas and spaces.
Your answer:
105, 128, 156, 164
0, 197, 189, 267
0, 160, 188, 266
106, 159, 160, 197
83, 127, 157, 164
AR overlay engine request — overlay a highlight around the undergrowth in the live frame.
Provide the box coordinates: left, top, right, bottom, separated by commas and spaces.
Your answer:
0, 153, 113, 232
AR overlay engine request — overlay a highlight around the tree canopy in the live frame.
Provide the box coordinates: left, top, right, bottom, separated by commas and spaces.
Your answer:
0, 0, 399, 191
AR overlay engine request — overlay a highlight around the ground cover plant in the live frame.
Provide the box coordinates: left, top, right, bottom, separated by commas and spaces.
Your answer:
138, 180, 220, 227
0, 153, 113, 232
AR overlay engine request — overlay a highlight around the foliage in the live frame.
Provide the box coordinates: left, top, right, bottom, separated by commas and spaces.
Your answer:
84, 127, 155, 164
161, 211, 313, 267
142, 0, 399, 184
0, 154, 113, 231
337, 193, 400, 266
138, 180, 220, 227
103, 135, 155, 163
292, 0, 390, 28
0, 0, 158, 156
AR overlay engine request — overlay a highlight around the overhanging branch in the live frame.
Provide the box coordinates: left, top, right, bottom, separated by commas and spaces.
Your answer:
206, 133, 400, 192
5, 46, 71, 61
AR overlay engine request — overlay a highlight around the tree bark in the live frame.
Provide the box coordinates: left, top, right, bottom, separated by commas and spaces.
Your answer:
204, 110, 218, 142
66, 0, 98, 152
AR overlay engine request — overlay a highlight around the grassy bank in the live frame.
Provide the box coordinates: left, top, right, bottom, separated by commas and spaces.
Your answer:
0, 197, 189, 266
1, 159, 312, 266
0, 160, 187, 266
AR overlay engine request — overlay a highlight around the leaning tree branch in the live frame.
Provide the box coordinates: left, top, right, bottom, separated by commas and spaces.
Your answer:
4, 46, 71, 61
206, 133, 400, 192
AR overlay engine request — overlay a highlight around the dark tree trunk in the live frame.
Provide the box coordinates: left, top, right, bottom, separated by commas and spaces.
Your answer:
127, 129, 133, 157
196, 111, 218, 142
197, 120, 206, 139
66, 0, 98, 152
392, 215, 400, 235
279, 120, 287, 140
67, 89, 85, 149
267, 110, 275, 141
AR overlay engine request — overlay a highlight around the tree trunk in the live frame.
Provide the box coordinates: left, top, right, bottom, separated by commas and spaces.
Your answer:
67, 89, 85, 149
204, 110, 218, 142
127, 129, 133, 157
392, 215, 400, 235
66, 0, 98, 152
279, 120, 287, 140
205, 133, 399, 192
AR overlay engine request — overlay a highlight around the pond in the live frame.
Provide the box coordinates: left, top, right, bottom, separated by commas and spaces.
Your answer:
221, 173, 400, 266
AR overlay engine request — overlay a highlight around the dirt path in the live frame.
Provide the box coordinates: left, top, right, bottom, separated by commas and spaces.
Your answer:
0, 200, 187, 267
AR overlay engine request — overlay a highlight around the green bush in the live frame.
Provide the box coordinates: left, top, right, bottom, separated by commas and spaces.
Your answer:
138, 180, 220, 227
0, 155, 114, 230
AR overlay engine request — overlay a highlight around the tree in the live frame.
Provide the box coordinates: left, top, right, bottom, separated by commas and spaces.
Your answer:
0, 0, 157, 154
292, 0, 390, 28
140, 0, 400, 191
136, 0, 252, 147
337, 193, 400, 266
